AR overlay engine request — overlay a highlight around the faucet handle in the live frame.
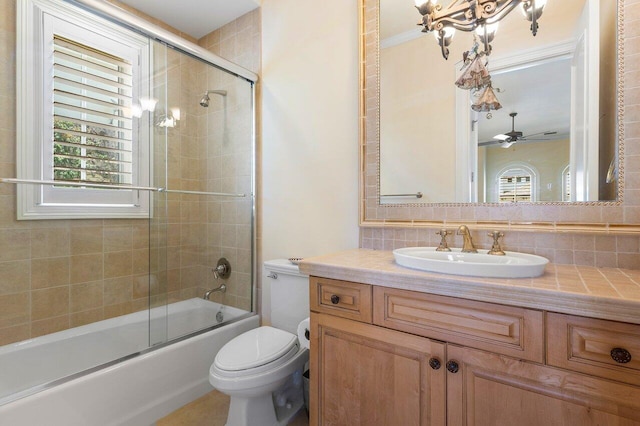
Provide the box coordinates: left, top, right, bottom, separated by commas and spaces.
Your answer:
435, 228, 452, 252
487, 231, 505, 256
212, 257, 231, 279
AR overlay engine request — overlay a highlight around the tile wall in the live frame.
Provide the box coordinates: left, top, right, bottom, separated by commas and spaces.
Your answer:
197, 10, 261, 312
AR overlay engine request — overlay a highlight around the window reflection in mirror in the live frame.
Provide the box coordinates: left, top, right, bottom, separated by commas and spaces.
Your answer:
379, 0, 618, 204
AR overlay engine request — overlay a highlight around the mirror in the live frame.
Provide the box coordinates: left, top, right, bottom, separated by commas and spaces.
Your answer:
378, 0, 619, 204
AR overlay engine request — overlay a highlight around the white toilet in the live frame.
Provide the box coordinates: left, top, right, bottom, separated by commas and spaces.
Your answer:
209, 259, 310, 426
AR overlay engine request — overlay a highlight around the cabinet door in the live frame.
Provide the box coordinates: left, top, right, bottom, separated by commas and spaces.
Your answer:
447, 345, 640, 426
310, 313, 446, 426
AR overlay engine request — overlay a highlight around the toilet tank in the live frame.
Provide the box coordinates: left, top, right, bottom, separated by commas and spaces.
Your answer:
265, 259, 309, 334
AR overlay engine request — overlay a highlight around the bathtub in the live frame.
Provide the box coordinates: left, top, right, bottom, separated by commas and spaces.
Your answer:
0, 298, 258, 425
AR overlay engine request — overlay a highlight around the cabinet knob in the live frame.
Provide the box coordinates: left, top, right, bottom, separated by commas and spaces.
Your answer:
611, 347, 632, 364
330, 294, 340, 304
429, 357, 441, 370
446, 360, 459, 373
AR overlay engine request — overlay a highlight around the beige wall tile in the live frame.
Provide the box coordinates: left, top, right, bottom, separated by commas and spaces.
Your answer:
132, 248, 150, 275
0, 229, 30, 261
104, 302, 133, 320
104, 276, 133, 305
70, 226, 104, 255
0, 260, 30, 294
31, 315, 69, 338
132, 222, 150, 249
0, 292, 29, 328
0, 323, 30, 346
31, 257, 70, 289
32, 287, 69, 321
104, 251, 133, 279
133, 274, 151, 299
103, 226, 133, 252
70, 254, 104, 284
31, 228, 70, 259
70, 308, 104, 328
70, 281, 104, 313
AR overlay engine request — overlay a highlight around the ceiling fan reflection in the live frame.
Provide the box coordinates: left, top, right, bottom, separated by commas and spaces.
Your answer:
478, 112, 558, 148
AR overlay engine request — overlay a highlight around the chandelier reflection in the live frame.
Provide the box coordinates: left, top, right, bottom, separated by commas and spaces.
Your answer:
414, 0, 547, 59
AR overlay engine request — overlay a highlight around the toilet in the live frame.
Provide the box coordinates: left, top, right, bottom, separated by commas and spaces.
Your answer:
209, 259, 310, 426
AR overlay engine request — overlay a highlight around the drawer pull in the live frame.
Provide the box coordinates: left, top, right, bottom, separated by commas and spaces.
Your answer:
611, 347, 632, 364
429, 357, 441, 370
330, 294, 340, 305
446, 360, 459, 374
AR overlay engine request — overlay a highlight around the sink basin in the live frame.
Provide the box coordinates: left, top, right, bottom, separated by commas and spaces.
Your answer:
393, 247, 548, 278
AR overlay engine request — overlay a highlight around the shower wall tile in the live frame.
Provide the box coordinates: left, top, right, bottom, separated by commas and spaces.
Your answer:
0, 292, 29, 328
70, 282, 104, 313
103, 302, 132, 321
32, 287, 69, 321
31, 315, 69, 338
30, 227, 69, 258
0, 324, 29, 347
104, 277, 134, 306
70, 226, 103, 255
31, 258, 69, 289
0, 229, 30, 261
70, 254, 103, 284
104, 251, 134, 279
0, 260, 30, 294
103, 226, 133, 252
70, 308, 104, 328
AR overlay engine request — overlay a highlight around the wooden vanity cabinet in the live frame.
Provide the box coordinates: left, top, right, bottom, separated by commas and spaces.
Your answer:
447, 344, 640, 426
309, 277, 640, 426
309, 313, 446, 426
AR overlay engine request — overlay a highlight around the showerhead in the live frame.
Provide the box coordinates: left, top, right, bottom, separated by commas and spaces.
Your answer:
199, 89, 227, 107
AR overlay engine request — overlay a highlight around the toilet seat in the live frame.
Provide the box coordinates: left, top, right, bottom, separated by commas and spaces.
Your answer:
213, 326, 299, 377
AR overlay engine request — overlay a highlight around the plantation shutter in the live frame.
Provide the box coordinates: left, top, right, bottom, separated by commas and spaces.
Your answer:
52, 35, 133, 186
499, 169, 532, 203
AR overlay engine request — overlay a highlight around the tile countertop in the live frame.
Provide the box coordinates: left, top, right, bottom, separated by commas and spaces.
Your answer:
298, 249, 640, 325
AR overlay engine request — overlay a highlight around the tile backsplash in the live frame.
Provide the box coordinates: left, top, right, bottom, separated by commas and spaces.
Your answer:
360, 228, 640, 270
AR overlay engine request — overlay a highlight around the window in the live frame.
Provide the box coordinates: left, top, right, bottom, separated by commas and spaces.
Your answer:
18, 0, 151, 219
497, 164, 537, 203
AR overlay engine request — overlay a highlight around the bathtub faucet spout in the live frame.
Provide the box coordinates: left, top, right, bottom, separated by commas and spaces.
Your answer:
204, 284, 226, 300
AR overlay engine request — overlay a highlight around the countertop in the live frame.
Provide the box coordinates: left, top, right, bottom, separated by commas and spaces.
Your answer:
298, 249, 640, 325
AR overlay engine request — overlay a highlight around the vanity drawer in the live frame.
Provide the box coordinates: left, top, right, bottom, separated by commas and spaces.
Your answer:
547, 313, 640, 386
310, 277, 372, 323
373, 287, 544, 363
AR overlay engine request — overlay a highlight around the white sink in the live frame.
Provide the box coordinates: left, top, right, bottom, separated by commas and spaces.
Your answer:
393, 247, 548, 278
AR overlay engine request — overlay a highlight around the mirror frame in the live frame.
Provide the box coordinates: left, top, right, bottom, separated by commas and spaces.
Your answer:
359, 0, 640, 234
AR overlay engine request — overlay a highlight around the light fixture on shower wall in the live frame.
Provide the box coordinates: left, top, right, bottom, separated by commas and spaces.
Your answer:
414, 0, 547, 60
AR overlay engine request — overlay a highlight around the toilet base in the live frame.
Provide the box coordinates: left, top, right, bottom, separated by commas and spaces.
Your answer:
225, 390, 304, 426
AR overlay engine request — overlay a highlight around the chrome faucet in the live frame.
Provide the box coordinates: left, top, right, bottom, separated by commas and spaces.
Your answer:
457, 225, 477, 253
204, 283, 226, 300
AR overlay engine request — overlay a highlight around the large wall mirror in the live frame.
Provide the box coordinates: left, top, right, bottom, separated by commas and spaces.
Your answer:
375, 0, 621, 206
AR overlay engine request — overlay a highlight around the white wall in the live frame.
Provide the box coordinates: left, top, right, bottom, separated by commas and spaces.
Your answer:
260, 0, 360, 323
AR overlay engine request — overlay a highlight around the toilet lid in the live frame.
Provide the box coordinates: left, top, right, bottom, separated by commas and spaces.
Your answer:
214, 326, 298, 371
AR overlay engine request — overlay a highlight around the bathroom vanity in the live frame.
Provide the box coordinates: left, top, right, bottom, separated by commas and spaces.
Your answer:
300, 249, 640, 426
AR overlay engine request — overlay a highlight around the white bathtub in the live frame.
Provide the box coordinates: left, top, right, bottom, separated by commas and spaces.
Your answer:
0, 298, 258, 425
